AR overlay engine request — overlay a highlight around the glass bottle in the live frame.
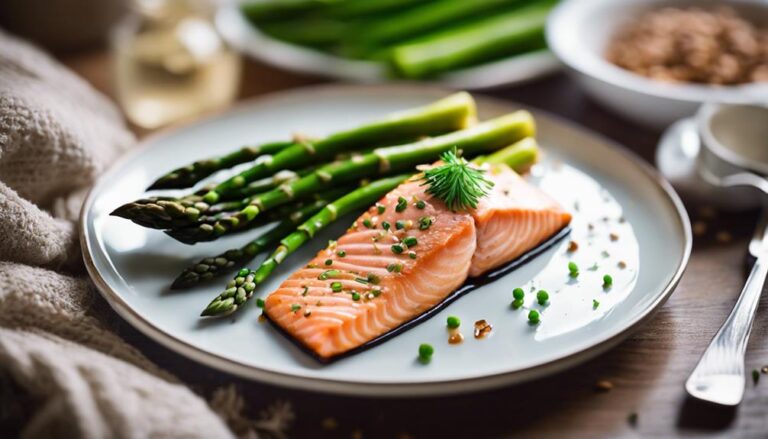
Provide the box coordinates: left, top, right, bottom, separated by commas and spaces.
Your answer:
112, 0, 241, 129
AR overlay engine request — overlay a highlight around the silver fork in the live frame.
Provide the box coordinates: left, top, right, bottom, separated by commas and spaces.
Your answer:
685, 208, 768, 405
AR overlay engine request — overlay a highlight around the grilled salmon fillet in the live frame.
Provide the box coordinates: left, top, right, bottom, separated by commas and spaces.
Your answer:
264, 164, 570, 360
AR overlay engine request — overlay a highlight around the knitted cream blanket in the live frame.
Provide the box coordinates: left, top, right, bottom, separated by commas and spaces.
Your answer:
0, 30, 251, 438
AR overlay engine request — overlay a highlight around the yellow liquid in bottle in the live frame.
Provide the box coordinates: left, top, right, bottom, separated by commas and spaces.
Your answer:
113, 1, 240, 129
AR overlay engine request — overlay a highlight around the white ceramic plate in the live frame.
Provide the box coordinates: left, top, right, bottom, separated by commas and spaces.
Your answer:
215, 4, 560, 90
81, 85, 690, 396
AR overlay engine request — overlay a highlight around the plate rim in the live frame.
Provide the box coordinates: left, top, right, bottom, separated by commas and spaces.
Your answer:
214, 3, 562, 90
80, 84, 692, 396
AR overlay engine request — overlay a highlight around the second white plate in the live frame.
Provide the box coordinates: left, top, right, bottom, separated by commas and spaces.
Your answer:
216, 4, 561, 90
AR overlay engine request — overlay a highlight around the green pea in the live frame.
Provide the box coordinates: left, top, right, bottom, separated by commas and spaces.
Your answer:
513, 287, 525, 300
403, 236, 418, 247
418, 343, 434, 364
568, 261, 579, 277
447, 316, 461, 328
391, 244, 404, 254
331, 281, 342, 293
603, 274, 613, 288
536, 290, 549, 305
511, 299, 524, 309
528, 309, 540, 324
324, 259, 333, 266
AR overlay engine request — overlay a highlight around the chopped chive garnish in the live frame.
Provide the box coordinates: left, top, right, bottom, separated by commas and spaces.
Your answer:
513, 287, 525, 300
301, 286, 309, 296
418, 343, 434, 364
362, 218, 373, 228
318, 269, 339, 280
337, 250, 346, 257
416, 200, 426, 209
568, 261, 579, 277
386, 263, 403, 273
536, 290, 549, 305
354, 277, 369, 285
603, 274, 613, 288
372, 289, 382, 297
418, 216, 433, 230
753, 369, 760, 385
403, 236, 418, 247
377, 204, 386, 214
391, 244, 404, 254
396, 196, 408, 212
291, 304, 301, 313
382, 221, 391, 230
367, 273, 380, 284
511, 299, 524, 309
447, 316, 461, 328
351, 292, 360, 301
408, 251, 417, 259
528, 309, 540, 324
256, 298, 265, 308
593, 299, 600, 309
324, 259, 333, 266
395, 220, 406, 230
330, 281, 342, 292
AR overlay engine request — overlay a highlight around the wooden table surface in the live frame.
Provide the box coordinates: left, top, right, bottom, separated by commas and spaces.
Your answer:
63, 51, 767, 439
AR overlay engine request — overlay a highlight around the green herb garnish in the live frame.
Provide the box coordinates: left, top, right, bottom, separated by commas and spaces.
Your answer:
420, 148, 493, 212
396, 196, 408, 212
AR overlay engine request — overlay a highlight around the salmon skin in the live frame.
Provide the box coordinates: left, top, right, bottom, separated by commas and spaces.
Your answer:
264, 163, 572, 361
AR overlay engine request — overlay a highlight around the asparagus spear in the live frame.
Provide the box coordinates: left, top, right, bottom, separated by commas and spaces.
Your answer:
113, 166, 319, 230
201, 174, 410, 316
324, 0, 435, 19
147, 141, 293, 190
259, 18, 350, 48
389, 0, 555, 79
175, 111, 534, 244
241, 0, 343, 23
201, 137, 540, 317
171, 199, 329, 289
200, 92, 477, 204
345, 0, 529, 56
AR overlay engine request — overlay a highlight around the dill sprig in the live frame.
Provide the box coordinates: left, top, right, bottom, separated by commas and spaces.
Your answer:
420, 148, 494, 212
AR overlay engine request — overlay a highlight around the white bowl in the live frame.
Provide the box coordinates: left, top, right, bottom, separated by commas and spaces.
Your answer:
546, 0, 768, 129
